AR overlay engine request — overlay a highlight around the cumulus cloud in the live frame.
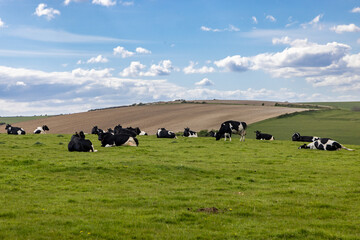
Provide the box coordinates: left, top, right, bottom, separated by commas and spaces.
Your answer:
119, 60, 174, 77
183, 61, 215, 74
86, 55, 109, 63
195, 78, 214, 86
119, 61, 146, 77
136, 47, 151, 54
113, 46, 135, 58
0, 18, 5, 28
266, 15, 276, 22
214, 55, 252, 72
64, 0, 87, 5
330, 23, 360, 33
200, 24, 239, 32
34, 3, 60, 20
351, 7, 360, 13
92, 0, 116, 6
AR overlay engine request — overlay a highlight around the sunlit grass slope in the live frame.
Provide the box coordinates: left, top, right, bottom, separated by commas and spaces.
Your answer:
0, 134, 359, 239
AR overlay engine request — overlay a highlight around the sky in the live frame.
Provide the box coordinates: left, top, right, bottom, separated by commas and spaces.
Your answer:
1, 0, 360, 116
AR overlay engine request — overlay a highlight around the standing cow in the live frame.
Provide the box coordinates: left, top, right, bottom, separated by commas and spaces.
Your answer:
216, 120, 247, 141
5, 124, 26, 135
298, 139, 354, 151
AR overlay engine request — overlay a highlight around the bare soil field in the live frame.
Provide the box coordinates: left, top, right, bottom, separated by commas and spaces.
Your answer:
0, 100, 308, 134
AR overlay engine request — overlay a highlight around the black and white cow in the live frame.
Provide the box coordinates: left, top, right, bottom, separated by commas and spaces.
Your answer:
215, 120, 247, 141
292, 132, 319, 142
91, 126, 104, 135
255, 130, 274, 140
183, 127, 198, 137
298, 139, 354, 151
5, 124, 26, 135
114, 125, 137, 137
68, 131, 97, 152
156, 128, 177, 138
98, 132, 139, 147
34, 125, 49, 134
127, 127, 148, 136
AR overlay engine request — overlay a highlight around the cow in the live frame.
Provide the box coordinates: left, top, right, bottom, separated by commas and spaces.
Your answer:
127, 126, 148, 136
298, 139, 354, 151
114, 125, 137, 137
183, 127, 198, 137
91, 126, 103, 135
156, 128, 177, 138
98, 132, 138, 147
292, 132, 319, 142
5, 124, 26, 135
255, 130, 274, 140
34, 125, 49, 134
215, 120, 247, 141
68, 131, 97, 152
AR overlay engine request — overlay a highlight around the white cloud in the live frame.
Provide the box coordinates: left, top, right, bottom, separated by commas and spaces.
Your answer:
183, 61, 215, 74
92, 0, 116, 6
301, 14, 323, 29
113, 46, 135, 58
351, 7, 360, 13
119, 61, 146, 77
34, 3, 60, 20
16, 81, 26, 86
136, 47, 151, 54
330, 23, 360, 33
64, 0, 86, 5
86, 55, 109, 63
252, 16, 258, 24
214, 55, 252, 72
0, 18, 5, 28
266, 15, 276, 22
200, 24, 240, 32
272, 36, 291, 45
119, 1, 134, 6
195, 78, 214, 86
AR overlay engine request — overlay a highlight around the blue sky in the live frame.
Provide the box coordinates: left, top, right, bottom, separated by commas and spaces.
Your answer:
1, 0, 360, 116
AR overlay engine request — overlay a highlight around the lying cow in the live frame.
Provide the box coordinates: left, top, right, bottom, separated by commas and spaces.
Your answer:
68, 131, 97, 152
34, 125, 49, 134
255, 130, 274, 140
292, 132, 319, 142
298, 139, 354, 151
157, 128, 176, 138
183, 127, 197, 137
5, 124, 26, 135
216, 120, 247, 141
91, 126, 103, 135
98, 132, 138, 147
127, 126, 148, 136
114, 125, 137, 137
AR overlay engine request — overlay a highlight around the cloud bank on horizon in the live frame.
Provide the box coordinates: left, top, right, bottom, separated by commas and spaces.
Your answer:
0, 1, 360, 116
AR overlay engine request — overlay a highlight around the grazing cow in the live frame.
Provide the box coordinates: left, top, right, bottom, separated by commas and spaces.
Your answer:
68, 131, 97, 152
5, 124, 26, 135
255, 130, 274, 140
216, 120, 247, 141
183, 127, 198, 137
34, 125, 49, 134
292, 132, 319, 142
98, 132, 138, 147
156, 128, 177, 138
91, 126, 103, 135
298, 139, 354, 151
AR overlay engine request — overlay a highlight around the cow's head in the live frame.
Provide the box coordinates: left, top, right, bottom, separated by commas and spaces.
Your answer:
42, 125, 49, 131
5, 124, 11, 130
255, 130, 261, 136
292, 132, 300, 141
79, 131, 86, 139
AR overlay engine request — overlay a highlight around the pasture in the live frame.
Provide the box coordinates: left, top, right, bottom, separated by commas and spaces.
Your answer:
0, 134, 359, 239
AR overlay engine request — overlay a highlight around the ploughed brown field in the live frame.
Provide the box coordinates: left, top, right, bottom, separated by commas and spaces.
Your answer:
0, 100, 308, 134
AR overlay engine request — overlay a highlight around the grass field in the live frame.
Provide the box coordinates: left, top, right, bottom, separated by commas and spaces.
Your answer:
247, 109, 360, 145
0, 134, 359, 240
0, 116, 48, 125
304, 102, 360, 111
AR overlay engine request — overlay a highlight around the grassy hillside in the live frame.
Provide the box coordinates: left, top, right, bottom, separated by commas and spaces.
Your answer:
0, 134, 359, 239
304, 101, 360, 110
247, 109, 360, 145
0, 116, 48, 125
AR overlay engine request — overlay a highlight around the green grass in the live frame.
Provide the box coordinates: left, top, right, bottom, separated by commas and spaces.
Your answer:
247, 109, 360, 145
0, 134, 359, 240
304, 102, 360, 111
0, 116, 49, 124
